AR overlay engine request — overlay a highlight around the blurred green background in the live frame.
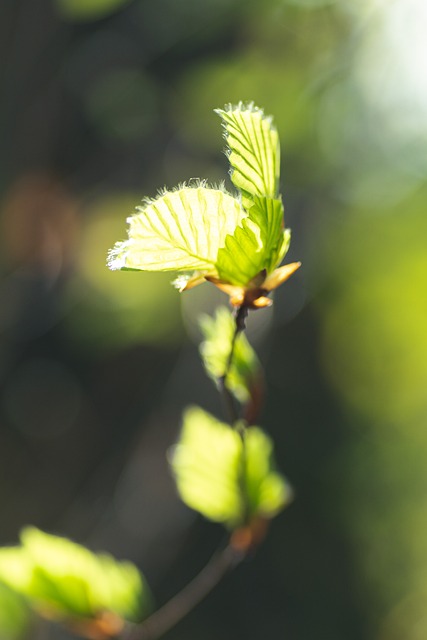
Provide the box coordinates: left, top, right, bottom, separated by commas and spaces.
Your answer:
1, 0, 427, 638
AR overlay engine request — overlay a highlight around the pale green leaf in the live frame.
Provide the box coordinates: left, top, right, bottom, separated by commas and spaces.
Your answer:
108, 185, 246, 274
0, 548, 32, 594
170, 407, 291, 528
215, 103, 280, 208
171, 407, 243, 526
215, 196, 288, 285
0, 528, 151, 624
244, 428, 292, 518
199, 306, 260, 403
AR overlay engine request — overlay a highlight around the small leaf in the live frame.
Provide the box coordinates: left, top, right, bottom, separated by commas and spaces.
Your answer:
199, 306, 260, 403
170, 407, 291, 528
244, 428, 291, 518
248, 197, 287, 273
215, 103, 280, 209
215, 197, 288, 285
171, 407, 243, 526
108, 185, 246, 274
0, 528, 151, 629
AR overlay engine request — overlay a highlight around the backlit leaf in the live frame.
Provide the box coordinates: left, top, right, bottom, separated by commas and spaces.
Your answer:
107, 104, 300, 302
170, 407, 291, 528
216, 196, 288, 285
215, 103, 280, 209
0, 528, 151, 627
108, 185, 246, 274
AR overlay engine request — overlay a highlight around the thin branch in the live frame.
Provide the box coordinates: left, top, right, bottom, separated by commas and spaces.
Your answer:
123, 545, 245, 640
122, 306, 250, 640
218, 305, 248, 426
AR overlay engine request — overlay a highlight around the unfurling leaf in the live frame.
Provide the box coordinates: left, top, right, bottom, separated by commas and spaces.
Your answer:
215, 196, 288, 285
170, 407, 291, 528
0, 528, 151, 637
108, 103, 300, 307
215, 102, 280, 209
199, 306, 261, 404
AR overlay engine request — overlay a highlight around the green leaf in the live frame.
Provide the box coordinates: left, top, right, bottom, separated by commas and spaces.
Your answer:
108, 185, 246, 274
215, 103, 280, 209
215, 196, 288, 285
170, 407, 291, 528
0, 582, 30, 640
0, 548, 32, 594
199, 306, 260, 403
244, 429, 291, 518
0, 528, 151, 624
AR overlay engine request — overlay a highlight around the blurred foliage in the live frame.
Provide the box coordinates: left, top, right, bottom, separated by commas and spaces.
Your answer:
0, 528, 150, 635
0, 582, 30, 640
199, 306, 260, 404
315, 186, 427, 629
317, 192, 427, 425
170, 406, 290, 528
55, 0, 131, 22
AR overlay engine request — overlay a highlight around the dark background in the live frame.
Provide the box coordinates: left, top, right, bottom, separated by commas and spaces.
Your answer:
1, 0, 427, 638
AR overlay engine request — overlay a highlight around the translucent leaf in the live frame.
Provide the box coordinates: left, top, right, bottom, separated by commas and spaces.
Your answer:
0, 528, 151, 626
108, 185, 246, 274
0, 548, 32, 593
215, 103, 280, 209
199, 307, 260, 403
215, 197, 288, 285
244, 429, 291, 518
170, 407, 291, 528
0, 582, 30, 640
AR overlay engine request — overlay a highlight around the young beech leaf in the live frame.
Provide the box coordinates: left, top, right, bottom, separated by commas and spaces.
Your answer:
199, 306, 260, 404
170, 407, 291, 529
107, 103, 301, 308
215, 196, 288, 285
108, 185, 246, 273
215, 102, 280, 210
0, 528, 151, 633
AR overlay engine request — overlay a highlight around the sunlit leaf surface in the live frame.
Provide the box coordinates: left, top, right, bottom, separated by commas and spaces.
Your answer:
216, 196, 287, 285
108, 104, 298, 303
108, 185, 246, 273
170, 407, 291, 528
215, 103, 280, 209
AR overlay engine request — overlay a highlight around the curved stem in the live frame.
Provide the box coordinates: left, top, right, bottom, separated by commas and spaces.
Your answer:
124, 545, 244, 640
123, 306, 251, 640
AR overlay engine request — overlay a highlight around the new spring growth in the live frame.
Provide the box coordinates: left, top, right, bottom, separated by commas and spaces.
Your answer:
108, 102, 300, 308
